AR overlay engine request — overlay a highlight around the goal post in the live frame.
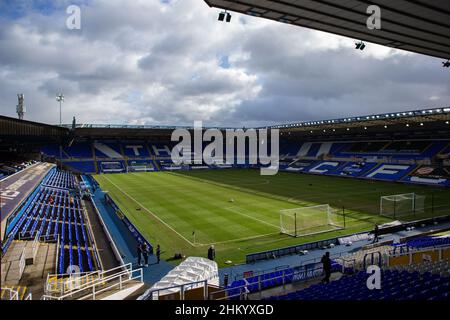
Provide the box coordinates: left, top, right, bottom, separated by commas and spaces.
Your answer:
380, 193, 425, 218
127, 161, 154, 172
280, 204, 344, 237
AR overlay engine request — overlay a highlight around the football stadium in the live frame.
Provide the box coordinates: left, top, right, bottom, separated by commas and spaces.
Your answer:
1, 0, 450, 308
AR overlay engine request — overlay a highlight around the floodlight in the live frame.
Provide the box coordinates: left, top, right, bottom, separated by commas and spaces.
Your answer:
355, 41, 366, 50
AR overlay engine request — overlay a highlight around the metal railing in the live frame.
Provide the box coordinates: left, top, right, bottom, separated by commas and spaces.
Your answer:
391, 242, 450, 256
45, 263, 131, 295
31, 232, 40, 261
54, 235, 60, 274
232, 265, 290, 281
18, 250, 26, 280
139, 279, 210, 300
45, 270, 101, 295
210, 265, 324, 300
42, 263, 143, 300
1, 288, 19, 300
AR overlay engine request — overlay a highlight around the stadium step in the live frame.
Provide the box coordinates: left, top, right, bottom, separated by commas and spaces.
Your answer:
2, 240, 26, 261
95, 280, 145, 300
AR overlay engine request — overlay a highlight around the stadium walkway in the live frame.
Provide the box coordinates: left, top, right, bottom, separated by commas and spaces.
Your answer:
218, 221, 450, 284
84, 178, 174, 285
0, 162, 54, 241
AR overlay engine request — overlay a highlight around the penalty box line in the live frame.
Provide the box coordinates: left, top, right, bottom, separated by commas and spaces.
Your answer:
204, 232, 281, 246
224, 206, 280, 230
102, 175, 198, 247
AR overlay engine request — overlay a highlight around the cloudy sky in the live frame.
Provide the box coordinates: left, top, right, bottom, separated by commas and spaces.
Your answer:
0, 0, 449, 127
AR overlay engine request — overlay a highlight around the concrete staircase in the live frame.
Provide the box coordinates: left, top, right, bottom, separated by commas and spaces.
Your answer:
1, 240, 57, 298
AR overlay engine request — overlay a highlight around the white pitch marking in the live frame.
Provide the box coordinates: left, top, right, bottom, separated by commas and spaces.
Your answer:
101, 175, 197, 247
205, 232, 281, 246
223, 206, 280, 230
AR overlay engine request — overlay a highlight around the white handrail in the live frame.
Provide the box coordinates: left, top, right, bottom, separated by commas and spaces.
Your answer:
46, 263, 132, 295
1, 288, 19, 300
18, 250, 26, 280
46, 270, 101, 295
55, 235, 60, 274
32, 232, 40, 261
42, 264, 141, 300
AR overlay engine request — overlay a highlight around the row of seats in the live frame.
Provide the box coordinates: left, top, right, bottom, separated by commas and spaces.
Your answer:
42, 140, 450, 161
225, 261, 343, 298
266, 270, 450, 300
226, 268, 295, 298
405, 236, 450, 249
390, 260, 450, 277
5, 169, 95, 274
42, 142, 173, 159
279, 141, 449, 160
43, 170, 77, 189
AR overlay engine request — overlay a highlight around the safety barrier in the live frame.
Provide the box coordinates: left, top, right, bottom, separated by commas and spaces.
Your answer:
42, 263, 143, 300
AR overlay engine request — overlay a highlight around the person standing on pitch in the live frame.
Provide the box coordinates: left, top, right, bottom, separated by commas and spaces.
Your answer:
136, 243, 143, 267
156, 244, 161, 264
321, 251, 331, 284
208, 245, 215, 261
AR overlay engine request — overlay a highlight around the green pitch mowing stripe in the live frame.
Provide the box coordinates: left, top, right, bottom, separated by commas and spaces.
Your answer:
97, 172, 299, 246
94, 170, 450, 266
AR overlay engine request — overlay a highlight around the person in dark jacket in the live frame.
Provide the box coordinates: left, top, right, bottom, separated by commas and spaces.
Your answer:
321, 251, 331, 284
207, 245, 215, 261
372, 224, 380, 244
136, 243, 143, 266
142, 243, 149, 267
156, 244, 161, 264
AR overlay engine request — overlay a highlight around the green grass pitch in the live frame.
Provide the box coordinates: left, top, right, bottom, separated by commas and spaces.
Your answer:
94, 169, 450, 266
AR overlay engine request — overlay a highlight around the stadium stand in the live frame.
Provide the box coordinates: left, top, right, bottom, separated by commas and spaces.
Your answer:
266, 270, 449, 300
257, 230, 450, 301
399, 236, 450, 250
3, 168, 99, 274
44, 136, 450, 187
0, 160, 38, 179
31, 107, 449, 189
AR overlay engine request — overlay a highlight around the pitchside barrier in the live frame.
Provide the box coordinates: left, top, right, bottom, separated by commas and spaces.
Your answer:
246, 214, 450, 264
103, 192, 153, 254
245, 236, 352, 264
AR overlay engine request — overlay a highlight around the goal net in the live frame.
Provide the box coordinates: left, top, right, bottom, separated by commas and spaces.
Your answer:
127, 161, 154, 172
280, 204, 344, 237
380, 193, 425, 218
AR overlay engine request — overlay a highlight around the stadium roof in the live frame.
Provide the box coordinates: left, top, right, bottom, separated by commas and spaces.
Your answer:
64, 107, 450, 131
270, 107, 450, 131
1, 107, 449, 141
204, 0, 450, 60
